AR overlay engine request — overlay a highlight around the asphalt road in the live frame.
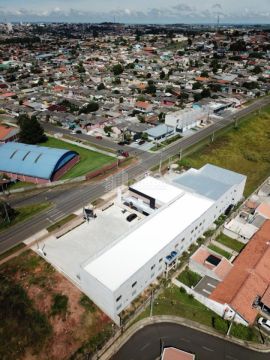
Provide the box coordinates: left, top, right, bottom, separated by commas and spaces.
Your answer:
0, 97, 269, 253
111, 323, 268, 360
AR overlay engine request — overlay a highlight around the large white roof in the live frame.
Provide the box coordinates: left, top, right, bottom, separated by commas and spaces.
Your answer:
83, 192, 214, 292
129, 176, 183, 204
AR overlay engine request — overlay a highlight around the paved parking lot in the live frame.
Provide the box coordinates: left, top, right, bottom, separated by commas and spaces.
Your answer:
194, 275, 220, 298
32, 204, 141, 284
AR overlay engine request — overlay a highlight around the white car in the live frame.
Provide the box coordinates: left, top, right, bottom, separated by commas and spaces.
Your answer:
258, 317, 270, 332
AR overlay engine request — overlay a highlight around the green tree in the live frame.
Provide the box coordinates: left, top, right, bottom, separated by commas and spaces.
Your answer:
160, 70, 166, 80
79, 101, 99, 114
192, 82, 202, 90
112, 64, 124, 76
141, 132, 148, 141
18, 114, 47, 144
0, 201, 17, 224
77, 61, 85, 73
97, 82, 106, 91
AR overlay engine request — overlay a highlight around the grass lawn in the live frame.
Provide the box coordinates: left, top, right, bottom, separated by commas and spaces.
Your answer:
208, 244, 231, 259
42, 137, 115, 179
178, 105, 270, 196
177, 269, 202, 287
7, 181, 33, 190
216, 234, 245, 253
0, 202, 51, 232
0, 243, 25, 261
136, 285, 260, 342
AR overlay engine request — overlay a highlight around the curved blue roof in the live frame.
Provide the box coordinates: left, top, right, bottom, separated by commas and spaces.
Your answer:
0, 142, 78, 180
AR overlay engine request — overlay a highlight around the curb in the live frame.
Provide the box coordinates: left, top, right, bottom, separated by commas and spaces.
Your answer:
95, 316, 270, 360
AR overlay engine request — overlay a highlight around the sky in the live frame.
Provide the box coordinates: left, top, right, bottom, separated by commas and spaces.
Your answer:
0, 0, 270, 24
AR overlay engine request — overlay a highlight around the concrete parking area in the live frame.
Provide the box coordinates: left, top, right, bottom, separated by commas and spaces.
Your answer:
32, 204, 142, 285
194, 275, 220, 298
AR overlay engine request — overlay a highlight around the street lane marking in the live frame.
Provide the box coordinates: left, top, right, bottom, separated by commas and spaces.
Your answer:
226, 356, 238, 360
180, 337, 191, 343
140, 343, 150, 351
202, 346, 214, 352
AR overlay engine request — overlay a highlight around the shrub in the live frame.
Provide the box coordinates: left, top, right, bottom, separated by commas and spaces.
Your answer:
51, 293, 68, 317
212, 316, 229, 334
230, 323, 256, 341
79, 294, 96, 313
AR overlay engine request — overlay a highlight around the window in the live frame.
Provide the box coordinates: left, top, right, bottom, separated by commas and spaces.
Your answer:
159, 258, 163, 263
181, 237, 185, 242
195, 226, 198, 230
116, 304, 122, 311
132, 281, 137, 288
175, 243, 179, 249
151, 273, 155, 278
132, 290, 136, 296
151, 264, 155, 270
191, 230, 194, 234
116, 295, 122, 302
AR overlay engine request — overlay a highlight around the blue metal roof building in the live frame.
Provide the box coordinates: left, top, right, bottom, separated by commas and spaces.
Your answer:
0, 142, 78, 181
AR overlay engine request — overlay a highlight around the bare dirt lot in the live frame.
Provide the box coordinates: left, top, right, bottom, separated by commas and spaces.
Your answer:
0, 250, 113, 360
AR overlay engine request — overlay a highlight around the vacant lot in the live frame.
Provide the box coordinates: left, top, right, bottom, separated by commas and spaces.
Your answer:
179, 106, 270, 196
43, 137, 115, 179
0, 250, 113, 360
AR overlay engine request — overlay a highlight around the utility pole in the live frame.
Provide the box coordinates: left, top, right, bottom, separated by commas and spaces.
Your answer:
211, 131, 215, 143
159, 151, 163, 174
3, 201, 10, 223
150, 290, 154, 317
179, 148, 183, 161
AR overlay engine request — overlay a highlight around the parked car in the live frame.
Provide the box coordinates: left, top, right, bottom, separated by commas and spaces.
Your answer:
138, 140, 145, 145
96, 135, 102, 140
118, 141, 125, 145
258, 317, 270, 332
71, 129, 82, 134
126, 213, 137, 222
118, 150, 129, 158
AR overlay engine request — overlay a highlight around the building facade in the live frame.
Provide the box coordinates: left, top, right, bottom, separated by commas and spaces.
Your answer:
80, 164, 246, 324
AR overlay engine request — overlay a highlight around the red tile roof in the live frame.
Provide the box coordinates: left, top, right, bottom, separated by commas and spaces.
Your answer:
210, 220, 270, 324
162, 347, 195, 360
0, 125, 18, 141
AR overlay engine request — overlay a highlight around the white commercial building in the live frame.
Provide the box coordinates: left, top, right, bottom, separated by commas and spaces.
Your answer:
80, 164, 246, 324
165, 108, 206, 133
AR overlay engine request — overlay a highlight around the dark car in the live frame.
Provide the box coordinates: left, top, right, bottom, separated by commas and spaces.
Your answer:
96, 135, 102, 140
126, 213, 137, 222
138, 140, 145, 145
121, 151, 129, 158
118, 141, 125, 145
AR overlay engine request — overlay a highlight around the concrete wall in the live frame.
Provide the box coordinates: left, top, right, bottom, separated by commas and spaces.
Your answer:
80, 266, 120, 325
173, 279, 247, 326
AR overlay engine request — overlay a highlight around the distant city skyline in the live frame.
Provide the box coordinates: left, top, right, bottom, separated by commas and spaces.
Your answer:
0, 1, 270, 24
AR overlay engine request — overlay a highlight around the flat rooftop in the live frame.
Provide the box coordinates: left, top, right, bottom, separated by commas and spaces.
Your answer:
83, 192, 214, 292
173, 164, 246, 201
130, 176, 183, 204
34, 205, 140, 284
